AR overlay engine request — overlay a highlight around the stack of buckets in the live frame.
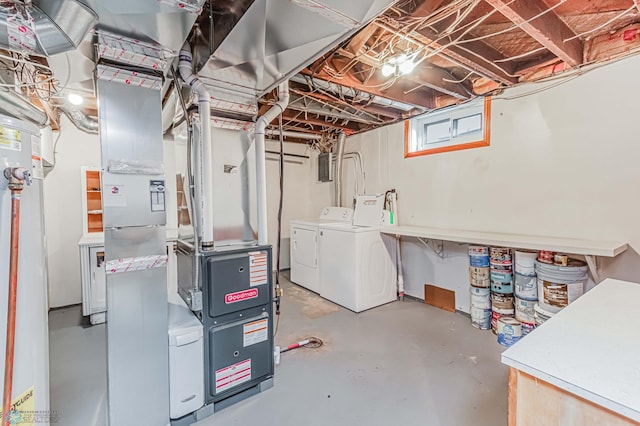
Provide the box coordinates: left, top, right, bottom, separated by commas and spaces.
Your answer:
489, 248, 518, 346
514, 250, 538, 335
469, 246, 491, 330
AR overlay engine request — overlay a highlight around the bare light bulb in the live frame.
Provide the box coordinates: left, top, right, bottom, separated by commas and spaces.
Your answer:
381, 63, 395, 77
67, 93, 83, 106
398, 60, 416, 75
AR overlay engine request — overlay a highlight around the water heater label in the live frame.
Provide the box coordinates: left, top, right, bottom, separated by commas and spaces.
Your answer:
215, 359, 251, 393
243, 319, 268, 347
0, 126, 21, 151
249, 251, 268, 286
224, 288, 258, 304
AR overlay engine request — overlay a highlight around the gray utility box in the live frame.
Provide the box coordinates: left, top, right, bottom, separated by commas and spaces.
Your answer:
199, 246, 274, 405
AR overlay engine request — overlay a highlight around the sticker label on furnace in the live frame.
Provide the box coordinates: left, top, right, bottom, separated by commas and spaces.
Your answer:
249, 251, 268, 286
215, 359, 251, 393
243, 319, 268, 347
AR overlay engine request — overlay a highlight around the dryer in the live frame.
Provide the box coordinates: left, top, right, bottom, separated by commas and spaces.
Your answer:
317, 195, 397, 312
289, 207, 353, 293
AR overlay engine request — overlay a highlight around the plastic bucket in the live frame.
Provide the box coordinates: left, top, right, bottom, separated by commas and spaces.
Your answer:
470, 287, 491, 309
469, 267, 490, 288
534, 303, 555, 326
521, 321, 535, 336
490, 270, 513, 283
471, 307, 491, 330
490, 247, 512, 264
536, 259, 588, 313
470, 255, 490, 268
514, 250, 537, 276
491, 280, 513, 294
514, 273, 538, 301
497, 317, 522, 347
491, 292, 514, 310
491, 308, 514, 334
515, 297, 536, 323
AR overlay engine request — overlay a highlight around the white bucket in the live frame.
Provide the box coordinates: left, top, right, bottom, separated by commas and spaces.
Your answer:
470, 287, 491, 309
536, 259, 588, 313
515, 297, 536, 323
491, 308, 514, 334
469, 266, 490, 288
515, 273, 538, 301
514, 250, 537, 276
471, 306, 491, 330
497, 317, 522, 347
534, 303, 555, 326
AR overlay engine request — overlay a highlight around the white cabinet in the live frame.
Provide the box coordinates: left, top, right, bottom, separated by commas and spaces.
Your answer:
80, 236, 177, 325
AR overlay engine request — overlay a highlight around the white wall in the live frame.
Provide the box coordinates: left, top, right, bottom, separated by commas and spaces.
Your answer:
344, 54, 640, 312
43, 116, 101, 308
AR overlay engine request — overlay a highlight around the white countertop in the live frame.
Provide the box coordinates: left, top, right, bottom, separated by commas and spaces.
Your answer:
380, 225, 627, 257
501, 279, 640, 422
79, 228, 179, 246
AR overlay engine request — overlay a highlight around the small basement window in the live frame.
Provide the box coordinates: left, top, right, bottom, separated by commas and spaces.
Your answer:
405, 97, 491, 157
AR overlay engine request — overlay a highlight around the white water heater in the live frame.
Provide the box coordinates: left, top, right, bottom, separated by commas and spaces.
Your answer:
0, 114, 49, 420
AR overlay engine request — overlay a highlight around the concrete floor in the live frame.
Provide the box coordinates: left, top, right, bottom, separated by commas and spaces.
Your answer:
49, 275, 508, 426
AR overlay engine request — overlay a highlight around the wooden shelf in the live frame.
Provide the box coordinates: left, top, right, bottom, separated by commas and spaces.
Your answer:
83, 168, 103, 234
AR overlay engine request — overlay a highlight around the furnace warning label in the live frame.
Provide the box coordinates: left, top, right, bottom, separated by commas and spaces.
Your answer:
215, 359, 251, 393
249, 251, 268, 286
243, 319, 268, 347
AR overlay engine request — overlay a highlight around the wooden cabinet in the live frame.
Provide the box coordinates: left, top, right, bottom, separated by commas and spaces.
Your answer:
81, 166, 103, 234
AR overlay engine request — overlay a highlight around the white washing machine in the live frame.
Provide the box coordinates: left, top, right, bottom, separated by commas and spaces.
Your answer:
290, 207, 353, 293
318, 195, 397, 312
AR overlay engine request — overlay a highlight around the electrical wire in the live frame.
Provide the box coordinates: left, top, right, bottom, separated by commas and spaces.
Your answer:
273, 112, 285, 337
564, 5, 636, 41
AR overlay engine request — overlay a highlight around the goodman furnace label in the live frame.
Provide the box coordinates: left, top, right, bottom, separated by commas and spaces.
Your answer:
249, 251, 268, 286
215, 359, 251, 393
243, 319, 268, 347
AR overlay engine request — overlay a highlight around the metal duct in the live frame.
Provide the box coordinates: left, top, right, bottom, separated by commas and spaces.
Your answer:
0, 1, 97, 56
60, 107, 98, 134
0, 89, 47, 126
334, 132, 346, 207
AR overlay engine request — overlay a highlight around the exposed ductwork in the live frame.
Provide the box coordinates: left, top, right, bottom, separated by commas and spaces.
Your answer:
255, 81, 289, 245
179, 42, 215, 249
59, 106, 98, 134
0, 89, 48, 127
334, 131, 346, 207
265, 129, 320, 141
0, 1, 97, 56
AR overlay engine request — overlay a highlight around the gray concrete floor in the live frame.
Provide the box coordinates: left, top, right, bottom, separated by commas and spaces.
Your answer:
49, 275, 508, 426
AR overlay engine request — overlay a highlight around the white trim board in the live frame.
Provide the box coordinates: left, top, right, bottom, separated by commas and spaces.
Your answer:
380, 225, 627, 257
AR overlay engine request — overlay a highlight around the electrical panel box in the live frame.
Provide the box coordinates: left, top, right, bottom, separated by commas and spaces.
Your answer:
318, 152, 333, 182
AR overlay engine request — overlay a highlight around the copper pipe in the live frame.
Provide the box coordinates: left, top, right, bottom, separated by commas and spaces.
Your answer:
2, 171, 25, 426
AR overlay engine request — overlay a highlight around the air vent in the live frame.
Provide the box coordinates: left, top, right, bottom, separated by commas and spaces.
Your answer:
318, 152, 333, 182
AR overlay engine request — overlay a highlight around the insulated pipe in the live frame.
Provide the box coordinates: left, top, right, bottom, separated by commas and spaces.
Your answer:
179, 42, 214, 249
59, 107, 98, 134
255, 81, 289, 245
389, 191, 405, 300
2, 167, 28, 426
334, 132, 346, 207
265, 130, 320, 140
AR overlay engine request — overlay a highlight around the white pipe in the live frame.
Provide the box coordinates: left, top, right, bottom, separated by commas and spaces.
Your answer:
265, 129, 320, 140
179, 42, 215, 248
389, 191, 405, 300
255, 81, 290, 245
334, 132, 346, 207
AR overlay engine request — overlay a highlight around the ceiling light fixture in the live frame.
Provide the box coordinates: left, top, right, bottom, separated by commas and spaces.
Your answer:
380, 52, 418, 78
67, 93, 84, 106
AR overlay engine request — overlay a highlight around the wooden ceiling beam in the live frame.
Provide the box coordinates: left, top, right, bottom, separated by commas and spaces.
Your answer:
275, 110, 362, 132
300, 65, 435, 110
408, 0, 448, 16
288, 82, 404, 120
484, 0, 583, 67
372, 20, 517, 85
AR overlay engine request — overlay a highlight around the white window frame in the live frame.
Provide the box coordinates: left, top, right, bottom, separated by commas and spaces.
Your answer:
405, 97, 491, 157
